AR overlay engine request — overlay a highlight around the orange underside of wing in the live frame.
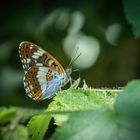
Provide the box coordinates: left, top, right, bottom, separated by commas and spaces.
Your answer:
24, 66, 43, 101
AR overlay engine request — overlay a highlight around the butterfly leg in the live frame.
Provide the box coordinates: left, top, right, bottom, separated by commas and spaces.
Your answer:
70, 78, 80, 89
69, 77, 73, 86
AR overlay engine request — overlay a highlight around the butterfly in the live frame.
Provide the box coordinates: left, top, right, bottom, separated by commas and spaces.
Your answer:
19, 41, 80, 101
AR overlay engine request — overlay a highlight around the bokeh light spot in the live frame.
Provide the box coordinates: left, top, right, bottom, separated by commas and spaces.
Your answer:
105, 23, 122, 46
63, 34, 100, 70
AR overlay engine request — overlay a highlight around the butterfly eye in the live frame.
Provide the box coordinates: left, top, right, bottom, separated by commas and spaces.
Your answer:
54, 75, 57, 78
29, 64, 32, 67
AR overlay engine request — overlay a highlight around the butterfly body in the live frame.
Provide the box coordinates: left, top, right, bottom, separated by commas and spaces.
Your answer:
19, 41, 71, 101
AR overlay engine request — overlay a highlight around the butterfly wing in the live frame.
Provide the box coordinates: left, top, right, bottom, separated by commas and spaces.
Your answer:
19, 41, 65, 74
24, 66, 65, 100
19, 41, 67, 101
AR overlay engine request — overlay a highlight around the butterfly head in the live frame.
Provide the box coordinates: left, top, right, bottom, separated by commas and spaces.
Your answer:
65, 65, 72, 78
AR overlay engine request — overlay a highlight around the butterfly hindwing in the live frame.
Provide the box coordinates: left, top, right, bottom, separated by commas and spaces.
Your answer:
24, 66, 43, 100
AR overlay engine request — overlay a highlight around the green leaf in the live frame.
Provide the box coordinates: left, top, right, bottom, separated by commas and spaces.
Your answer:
27, 114, 52, 140
47, 88, 117, 125
114, 80, 140, 139
2, 125, 28, 140
123, 0, 140, 38
50, 80, 140, 140
0, 107, 16, 124
49, 89, 116, 111
50, 109, 118, 140
0, 107, 42, 140
17, 125, 29, 140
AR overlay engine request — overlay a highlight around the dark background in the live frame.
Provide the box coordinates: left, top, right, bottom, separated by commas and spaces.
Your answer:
0, 0, 140, 107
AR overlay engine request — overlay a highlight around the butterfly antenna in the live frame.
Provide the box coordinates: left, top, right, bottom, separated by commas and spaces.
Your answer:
68, 47, 82, 67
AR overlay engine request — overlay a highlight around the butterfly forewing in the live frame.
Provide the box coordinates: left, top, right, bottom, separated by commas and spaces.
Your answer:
19, 41, 67, 101
19, 41, 65, 74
